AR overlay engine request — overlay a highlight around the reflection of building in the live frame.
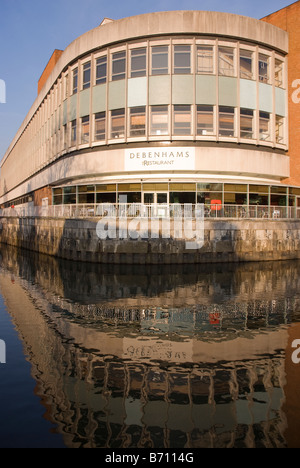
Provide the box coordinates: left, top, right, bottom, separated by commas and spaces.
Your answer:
1, 246, 300, 447
1, 10, 300, 216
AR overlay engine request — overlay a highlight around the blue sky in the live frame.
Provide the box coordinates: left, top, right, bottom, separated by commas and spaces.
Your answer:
0, 0, 294, 159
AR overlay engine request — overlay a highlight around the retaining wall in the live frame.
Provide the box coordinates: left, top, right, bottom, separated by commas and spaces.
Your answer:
0, 216, 300, 264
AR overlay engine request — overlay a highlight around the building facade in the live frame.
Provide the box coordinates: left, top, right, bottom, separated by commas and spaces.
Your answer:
1, 9, 299, 217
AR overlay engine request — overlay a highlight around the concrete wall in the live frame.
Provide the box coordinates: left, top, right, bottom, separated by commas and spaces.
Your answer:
0, 216, 300, 264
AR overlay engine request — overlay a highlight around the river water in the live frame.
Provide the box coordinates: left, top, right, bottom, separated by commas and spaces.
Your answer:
0, 245, 300, 449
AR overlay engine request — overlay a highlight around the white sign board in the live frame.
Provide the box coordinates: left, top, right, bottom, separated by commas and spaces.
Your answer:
125, 147, 195, 172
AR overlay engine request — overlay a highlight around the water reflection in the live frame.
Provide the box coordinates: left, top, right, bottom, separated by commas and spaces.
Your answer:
0, 245, 300, 448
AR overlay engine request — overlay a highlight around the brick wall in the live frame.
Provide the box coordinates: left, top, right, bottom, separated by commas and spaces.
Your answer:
262, 1, 300, 186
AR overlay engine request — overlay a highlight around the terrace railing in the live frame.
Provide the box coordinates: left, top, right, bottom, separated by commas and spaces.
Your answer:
1, 203, 299, 220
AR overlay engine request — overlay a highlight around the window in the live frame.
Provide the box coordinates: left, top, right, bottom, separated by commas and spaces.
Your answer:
63, 124, 68, 149
219, 47, 235, 77
81, 116, 90, 144
78, 185, 95, 204
72, 68, 78, 94
111, 109, 125, 139
112, 51, 126, 81
151, 46, 169, 75
219, 106, 235, 137
64, 74, 69, 100
129, 107, 146, 137
276, 115, 284, 144
174, 45, 191, 74
259, 111, 270, 141
197, 46, 214, 74
94, 112, 106, 141
240, 108, 254, 139
240, 50, 253, 80
275, 59, 283, 87
197, 105, 214, 136
173, 105, 191, 135
150, 106, 169, 135
71, 120, 77, 146
131, 48, 147, 78
63, 186, 76, 205
96, 56, 107, 85
259, 54, 269, 83
83, 61, 91, 90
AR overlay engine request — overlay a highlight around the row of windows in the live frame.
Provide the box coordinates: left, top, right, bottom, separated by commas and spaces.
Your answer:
52, 182, 300, 206
67, 43, 285, 97
60, 105, 284, 147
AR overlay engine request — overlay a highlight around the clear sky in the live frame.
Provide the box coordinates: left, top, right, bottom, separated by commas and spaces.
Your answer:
0, 0, 294, 159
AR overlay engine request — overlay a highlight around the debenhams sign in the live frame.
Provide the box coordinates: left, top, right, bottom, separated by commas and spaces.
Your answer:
125, 147, 195, 171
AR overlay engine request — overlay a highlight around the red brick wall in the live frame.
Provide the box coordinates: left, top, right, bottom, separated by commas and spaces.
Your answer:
262, 1, 300, 186
38, 49, 63, 95
33, 186, 52, 207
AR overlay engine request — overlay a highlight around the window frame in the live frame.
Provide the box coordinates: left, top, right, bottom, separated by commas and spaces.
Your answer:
129, 106, 146, 137
196, 45, 215, 75
82, 61, 91, 90
173, 105, 192, 136
130, 47, 147, 78
95, 55, 107, 85
173, 44, 192, 75
149, 105, 169, 136
197, 105, 215, 136
151, 45, 169, 76
94, 111, 106, 142
110, 108, 125, 139
111, 50, 126, 82
218, 45, 236, 77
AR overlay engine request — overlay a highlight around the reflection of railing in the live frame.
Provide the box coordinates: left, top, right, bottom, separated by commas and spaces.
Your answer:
0, 204, 297, 219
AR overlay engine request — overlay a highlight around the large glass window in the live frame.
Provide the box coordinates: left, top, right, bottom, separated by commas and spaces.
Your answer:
63, 186, 76, 205
219, 106, 235, 137
112, 51, 126, 81
72, 68, 78, 94
94, 112, 106, 141
96, 56, 107, 85
174, 45, 191, 74
240, 108, 254, 139
131, 48, 147, 78
81, 116, 90, 144
240, 50, 253, 80
111, 109, 125, 139
129, 107, 146, 137
82, 61, 91, 90
259, 111, 270, 141
197, 105, 214, 136
78, 185, 95, 204
219, 47, 235, 77
197, 45, 214, 74
259, 54, 269, 83
173, 105, 191, 135
150, 106, 169, 135
151, 46, 169, 75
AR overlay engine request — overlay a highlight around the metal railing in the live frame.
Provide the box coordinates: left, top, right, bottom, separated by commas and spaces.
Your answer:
1, 203, 299, 220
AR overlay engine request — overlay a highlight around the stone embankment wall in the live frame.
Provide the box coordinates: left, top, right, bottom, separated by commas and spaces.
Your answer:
0, 216, 300, 264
